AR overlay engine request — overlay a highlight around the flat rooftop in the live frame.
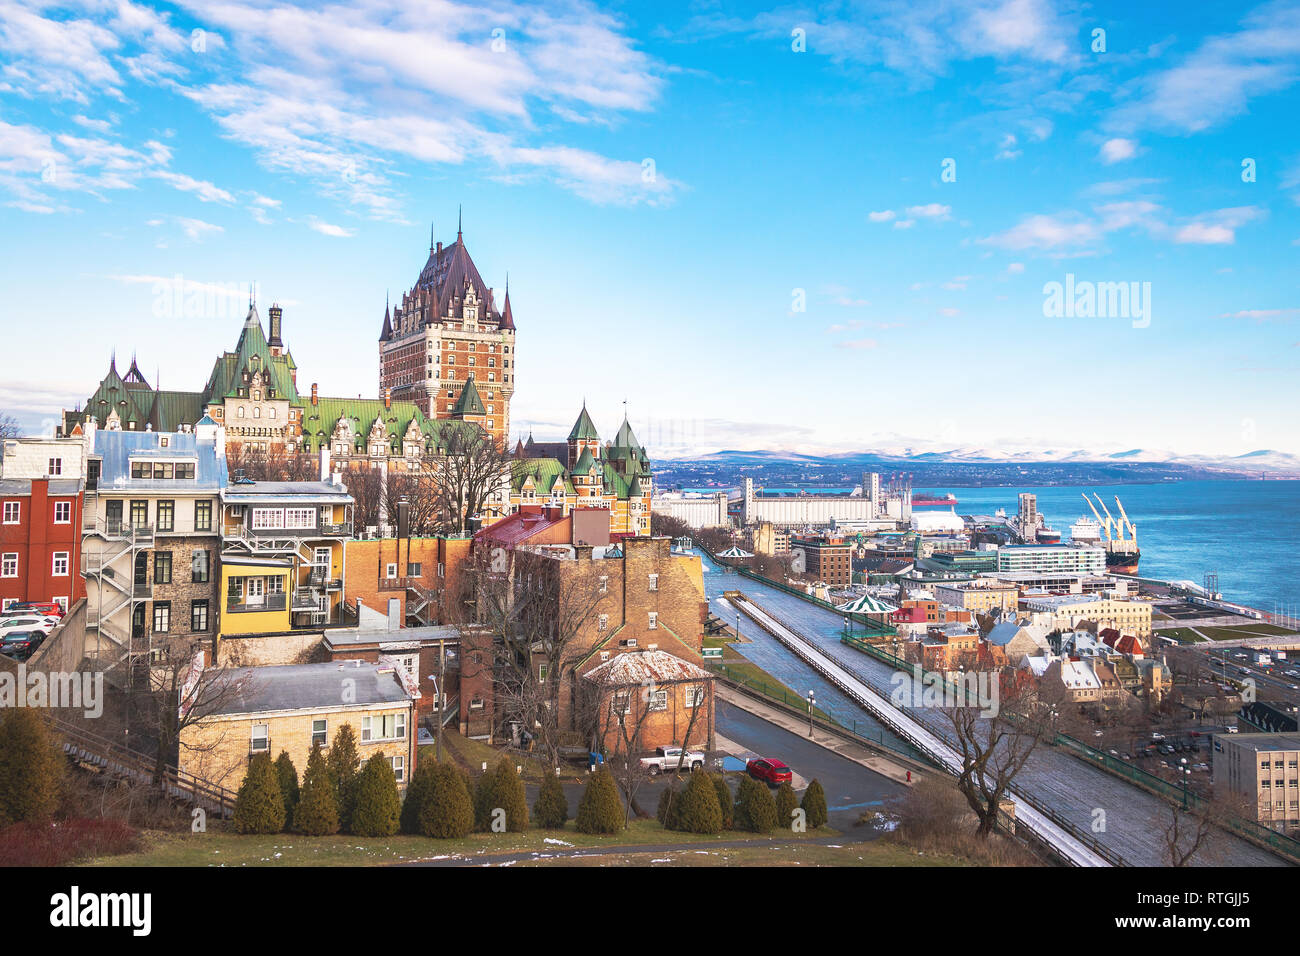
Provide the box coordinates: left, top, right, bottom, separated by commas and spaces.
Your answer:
201, 661, 411, 716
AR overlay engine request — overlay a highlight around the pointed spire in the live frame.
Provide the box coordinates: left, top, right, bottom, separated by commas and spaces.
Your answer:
457, 204, 462, 242
500, 275, 516, 330
430, 220, 435, 252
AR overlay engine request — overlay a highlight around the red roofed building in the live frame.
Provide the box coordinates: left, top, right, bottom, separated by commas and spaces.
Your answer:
1099, 627, 1144, 657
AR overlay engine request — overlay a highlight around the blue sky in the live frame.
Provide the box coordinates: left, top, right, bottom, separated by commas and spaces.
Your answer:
1, 0, 1298, 459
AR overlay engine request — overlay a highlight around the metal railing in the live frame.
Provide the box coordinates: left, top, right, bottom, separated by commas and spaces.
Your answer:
227, 593, 287, 613
53, 717, 238, 819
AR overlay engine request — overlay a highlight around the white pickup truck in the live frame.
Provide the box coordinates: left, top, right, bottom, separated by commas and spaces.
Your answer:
639, 746, 705, 775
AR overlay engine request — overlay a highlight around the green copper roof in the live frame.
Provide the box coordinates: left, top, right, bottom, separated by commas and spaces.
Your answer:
612, 416, 641, 452
568, 404, 599, 441
573, 445, 597, 473
451, 378, 486, 417
511, 457, 575, 495
203, 306, 301, 408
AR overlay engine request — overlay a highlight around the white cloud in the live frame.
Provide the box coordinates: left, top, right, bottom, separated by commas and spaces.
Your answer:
893, 219, 915, 229
868, 209, 896, 222
905, 202, 951, 219
1006, 262, 1025, 274
1114, 3, 1300, 134
1100, 138, 1137, 164
176, 217, 223, 241
307, 217, 355, 238
1173, 206, 1265, 245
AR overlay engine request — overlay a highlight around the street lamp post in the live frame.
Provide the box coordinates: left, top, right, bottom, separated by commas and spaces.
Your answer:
1180, 757, 1190, 809
807, 690, 816, 737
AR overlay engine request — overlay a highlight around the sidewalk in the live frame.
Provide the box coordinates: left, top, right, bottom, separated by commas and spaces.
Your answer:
715, 685, 922, 786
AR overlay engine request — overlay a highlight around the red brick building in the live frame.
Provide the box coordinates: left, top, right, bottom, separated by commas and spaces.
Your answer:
0, 476, 85, 612
790, 534, 852, 588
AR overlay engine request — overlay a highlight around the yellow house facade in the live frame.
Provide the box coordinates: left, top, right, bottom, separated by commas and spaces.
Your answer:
178, 660, 418, 792
218, 479, 353, 638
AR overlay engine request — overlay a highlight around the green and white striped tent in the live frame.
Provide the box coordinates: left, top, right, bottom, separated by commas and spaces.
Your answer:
836, 593, 897, 615
717, 545, 753, 559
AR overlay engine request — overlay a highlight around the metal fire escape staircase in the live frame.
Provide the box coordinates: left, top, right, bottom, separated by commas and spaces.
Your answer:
81, 487, 154, 679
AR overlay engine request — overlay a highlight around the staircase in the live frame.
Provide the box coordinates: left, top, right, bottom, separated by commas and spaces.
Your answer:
53, 718, 238, 819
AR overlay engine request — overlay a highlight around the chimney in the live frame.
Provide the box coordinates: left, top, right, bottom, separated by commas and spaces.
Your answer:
319, 446, 331, 482
268, 303, 283, 351
384, 387, 392, 410
437, 241, 442, 255
311, 383, 318, 406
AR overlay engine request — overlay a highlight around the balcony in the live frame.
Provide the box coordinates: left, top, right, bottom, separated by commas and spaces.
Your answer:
319, 522, 352, 537
292, 591, 326, 612
226, 593, 287, 613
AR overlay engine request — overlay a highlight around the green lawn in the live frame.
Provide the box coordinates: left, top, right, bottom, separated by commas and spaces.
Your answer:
1154, 627, 1205, 644
1198, 625, 1296, 642
710, 644, 833, 720
82, 818, 840, 867
515, 841, 972, 867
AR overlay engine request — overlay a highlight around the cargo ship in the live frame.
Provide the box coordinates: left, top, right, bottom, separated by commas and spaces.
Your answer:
1082, 493, 1140, 575
913, 492, 958, 508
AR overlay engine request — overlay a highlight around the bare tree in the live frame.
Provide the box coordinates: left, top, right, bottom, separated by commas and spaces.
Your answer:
0, 412, 20, 439
427, 424, 512, 535
344, 464, 386, 533
942, 668, 1057, 838
456, 545, 609, 768
1161, 792, 1253, 867
122, 638, 255, 788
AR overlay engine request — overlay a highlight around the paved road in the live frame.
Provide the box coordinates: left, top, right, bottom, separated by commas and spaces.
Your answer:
701, 557, 1289, 867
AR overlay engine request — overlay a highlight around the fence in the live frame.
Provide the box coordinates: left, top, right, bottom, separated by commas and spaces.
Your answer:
52, 717, 238, 820
700, 543, 896, 636
839, 630, 1300, 864
704, 661, 928, 765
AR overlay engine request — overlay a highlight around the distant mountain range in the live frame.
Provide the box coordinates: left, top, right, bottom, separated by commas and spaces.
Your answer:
665, 445, 1300, 473
652, 443, 1300, 487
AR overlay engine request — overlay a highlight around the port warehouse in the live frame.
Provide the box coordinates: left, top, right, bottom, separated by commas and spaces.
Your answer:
655, 473, 913, 530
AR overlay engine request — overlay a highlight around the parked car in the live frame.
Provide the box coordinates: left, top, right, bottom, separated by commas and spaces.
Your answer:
0, 630, 46, 661
639, 746, 705, 775
1, 601, 63, 619
746, 757, 793, 786
0, 616, 59, 639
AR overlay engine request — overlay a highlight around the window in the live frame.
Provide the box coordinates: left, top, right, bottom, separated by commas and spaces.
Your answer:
538, 664, 549, 684
408, 562, 422, 578
2, 501, 18, 524
648, 573, 659, 592
154, 552, 172, 584
130, 500, 148, 528
53, 500, 71, 524
152, 462, 173, 479
156, 500, 174, 532
175, 462, 195, 480
192, 549, 210, 583
52, 552, 69, 576
312, 719, 327, 747
598, 614, 608, 631
191, 600, 209, 632
649, 689, 668, 712
2, 553, 18, 577
152, 602, 171, 633
684, 684, 706, 708
195, 500, 212, 532
53, 596, 68, 613
130, 461, 148, 478
611, 692, 631, 716
388, 755, 405, 783
251, 723, 269, 753
648, 611, 658, 630
285, 507, 316, 529
469, 698, 484, 710
599, 576, 608, 593
252, 508, 284, 529
386, 563, 398, 579
45, 457, 62, 476
361, 712, 407, 742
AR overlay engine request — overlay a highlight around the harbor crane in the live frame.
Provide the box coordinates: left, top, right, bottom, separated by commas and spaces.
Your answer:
1113, 496, 1138, 544
1083, 493, 1114, 540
